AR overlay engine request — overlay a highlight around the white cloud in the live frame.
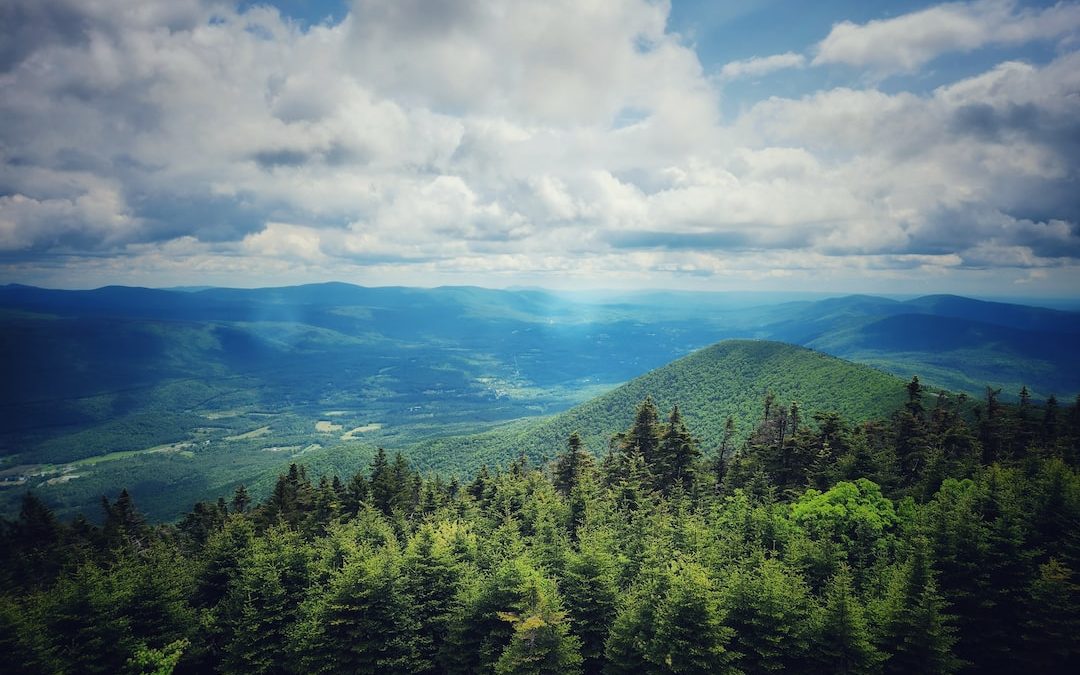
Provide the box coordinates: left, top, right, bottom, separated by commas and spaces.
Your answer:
718, 52, 806, 81
0, 0, 1078, 294
814, 0, 1080, 74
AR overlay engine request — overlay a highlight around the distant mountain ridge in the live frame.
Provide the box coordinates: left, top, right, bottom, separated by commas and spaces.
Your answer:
4, 280, 1075, 521
393, 340, 909, 475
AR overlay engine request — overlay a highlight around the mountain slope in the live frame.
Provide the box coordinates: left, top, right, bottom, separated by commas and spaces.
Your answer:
403, 340, 909, 474
804, 313, 1080, 398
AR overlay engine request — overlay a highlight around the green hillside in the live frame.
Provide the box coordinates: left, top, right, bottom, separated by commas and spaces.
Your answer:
403, 340, 909, 474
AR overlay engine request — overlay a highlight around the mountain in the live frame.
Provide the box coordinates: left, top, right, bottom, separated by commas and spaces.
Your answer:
752, 294, 1080, 399
390, 340, 909, 476
902, 294, 1080, 333
3, 283, 1077, 522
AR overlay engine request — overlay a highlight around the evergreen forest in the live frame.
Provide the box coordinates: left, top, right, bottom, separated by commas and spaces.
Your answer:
3, 378, 1079, 674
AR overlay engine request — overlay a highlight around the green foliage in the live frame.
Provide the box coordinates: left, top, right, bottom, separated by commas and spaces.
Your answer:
298, 545, 422, 674
494, 575, 583, 675
1, 387, 1077, 674
812, 565, 884, 674
562, 541, 619, 673
721, 557, 816, 675
876, 540, 960, 675
1022, 559, 1080, 673
791, 479, 899, 585
650, 559, 738, 674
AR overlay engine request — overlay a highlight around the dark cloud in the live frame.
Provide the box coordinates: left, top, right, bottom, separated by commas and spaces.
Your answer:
252, 149, 313, 170
134, 194, 268, 244
951, 102, 1043, 141
251, 144, 371, 171
0, 0, 87, 72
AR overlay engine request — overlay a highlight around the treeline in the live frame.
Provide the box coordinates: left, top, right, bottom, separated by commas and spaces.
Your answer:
2, 379, 1079, 674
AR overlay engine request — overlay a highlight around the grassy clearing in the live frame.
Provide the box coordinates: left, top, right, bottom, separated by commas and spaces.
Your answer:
315, 421, 343, 433
224, 426, 271, 441
341, 423, 382, 440
71, 441, 194, 467
261, 445, 301, 453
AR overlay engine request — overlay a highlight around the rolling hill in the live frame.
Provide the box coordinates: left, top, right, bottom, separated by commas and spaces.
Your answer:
386, 340, 911, 476
3, 282, 1077, 522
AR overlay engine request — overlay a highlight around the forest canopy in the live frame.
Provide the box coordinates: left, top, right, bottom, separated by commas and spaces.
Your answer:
2, 379, 1078, 674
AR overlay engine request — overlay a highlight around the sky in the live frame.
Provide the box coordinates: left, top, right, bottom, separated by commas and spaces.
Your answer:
1, 0, 1079, 295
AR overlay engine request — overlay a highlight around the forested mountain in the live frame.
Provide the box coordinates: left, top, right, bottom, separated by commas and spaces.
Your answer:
395, 340, 907, 476
2, 372, 1077, 674
3, 283, 1079, 524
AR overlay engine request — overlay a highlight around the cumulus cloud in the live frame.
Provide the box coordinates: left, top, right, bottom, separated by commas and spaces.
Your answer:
0, 0, 1078, 294
718, 52, 806, 81
813, 0, 1080, 74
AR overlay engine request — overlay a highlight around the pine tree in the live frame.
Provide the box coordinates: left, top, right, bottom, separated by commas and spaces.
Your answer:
343, 471, 369, 517
103, 489, 151, 551
968, 467, 1032, 673
877, 540, 959, 675
604, 583, 662, 675
1022, 559, 1080, 674
220, 527, 310, 674
402, 524, 464, 673
624, 397, 662, 466
1041, 394, 1060, 445
494, 575, 582, 675
441, 557, 533, 674
722, 558, 815, 675
231, 485, 250, 514
813, 564, 884, 674
562, 541, 618, 674
300, 546, 421, 674
650, 559, 738, 674
369, 448, 395, 516
655, 405, 700, 496
554, 432, 594, 497
35, 562, 134, 674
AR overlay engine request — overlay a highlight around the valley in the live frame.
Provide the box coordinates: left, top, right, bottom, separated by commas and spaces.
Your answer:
2, 283, 1078, 521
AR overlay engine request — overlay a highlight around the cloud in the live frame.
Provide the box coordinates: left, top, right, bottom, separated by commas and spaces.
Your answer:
718, 52, 806, 81
813, 0, 1080, 74
0, 0, 1078, 295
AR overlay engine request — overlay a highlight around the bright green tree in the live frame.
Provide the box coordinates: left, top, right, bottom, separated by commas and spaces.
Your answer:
494, 575, 582, 675
722, 558, 815, 675
562, 540, 619, 673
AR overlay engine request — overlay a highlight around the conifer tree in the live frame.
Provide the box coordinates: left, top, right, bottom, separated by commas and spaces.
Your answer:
441, 557, 533, 674
494, 575, 582, 675
369, 448, 395, 515
1022, 559, 1080, 674
300, 546, 421, 674
1041, 394, 1060, 445
878, 540, 959, 675
650, 559, 738, 674
604, 582, 662, 675
230, 485, 250, 514
624, 397, 662, 466
342, 471, 369, 517
554, 432, 594, 497
402, 524, 464, 673
562, 541, 618, 673
813, 564, 884, 674
656, 405, 700, 496
967, 467, 1032, 673
722, 558, 815, 675
103, 489, 150, 551
220, 527, 310, 674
